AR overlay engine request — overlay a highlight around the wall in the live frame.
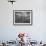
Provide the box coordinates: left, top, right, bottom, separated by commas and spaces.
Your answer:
0, 0, 46, 42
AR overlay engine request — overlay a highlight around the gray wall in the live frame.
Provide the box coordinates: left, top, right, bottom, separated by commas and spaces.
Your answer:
0, 0, 46, 41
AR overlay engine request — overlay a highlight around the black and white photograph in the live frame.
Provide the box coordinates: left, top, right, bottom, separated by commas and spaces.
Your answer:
13, 10, 32, 25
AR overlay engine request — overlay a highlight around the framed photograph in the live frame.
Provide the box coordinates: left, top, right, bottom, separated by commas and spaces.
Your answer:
13, 10, 32, 25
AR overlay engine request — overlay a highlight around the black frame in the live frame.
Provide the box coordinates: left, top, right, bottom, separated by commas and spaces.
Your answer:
13, 10, 33, 26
